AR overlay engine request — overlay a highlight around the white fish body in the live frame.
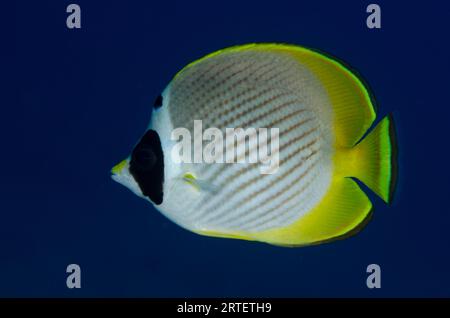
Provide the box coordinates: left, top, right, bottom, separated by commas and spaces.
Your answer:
112, 44, 396, 246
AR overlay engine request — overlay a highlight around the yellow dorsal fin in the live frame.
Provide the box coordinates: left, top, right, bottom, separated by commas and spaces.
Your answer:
176, 43, 376, 147
254, 44, 376, 147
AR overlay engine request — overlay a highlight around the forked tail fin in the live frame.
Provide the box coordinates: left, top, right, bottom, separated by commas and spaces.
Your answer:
350, 114, 397, 203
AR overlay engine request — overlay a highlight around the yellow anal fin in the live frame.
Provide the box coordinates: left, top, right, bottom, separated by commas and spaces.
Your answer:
250, 178, 373, 246
194, 229, 255, 242
193, 178, 373, 247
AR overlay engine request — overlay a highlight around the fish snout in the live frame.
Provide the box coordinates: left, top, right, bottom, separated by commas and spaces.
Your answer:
111, 159, 128, 176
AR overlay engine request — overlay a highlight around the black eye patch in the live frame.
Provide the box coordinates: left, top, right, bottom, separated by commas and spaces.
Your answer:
129, 130, 164, 205
153, 94, 163, 108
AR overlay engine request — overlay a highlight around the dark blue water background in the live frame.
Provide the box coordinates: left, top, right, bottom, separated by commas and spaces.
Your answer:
3, 1, 450, 297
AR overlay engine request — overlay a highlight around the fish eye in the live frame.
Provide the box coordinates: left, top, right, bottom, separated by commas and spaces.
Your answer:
153, 94, 163, 108
132, 147, 156, 171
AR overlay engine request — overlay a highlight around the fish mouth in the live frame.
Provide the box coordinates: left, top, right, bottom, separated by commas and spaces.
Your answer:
111, 159, 128, 175
110, 159, 144, 198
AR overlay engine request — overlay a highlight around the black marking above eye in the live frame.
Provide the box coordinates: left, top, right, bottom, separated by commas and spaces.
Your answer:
153, 94, 163, 108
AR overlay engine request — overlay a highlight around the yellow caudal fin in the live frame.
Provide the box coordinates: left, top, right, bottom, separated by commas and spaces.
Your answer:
340, 115, 397, 203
